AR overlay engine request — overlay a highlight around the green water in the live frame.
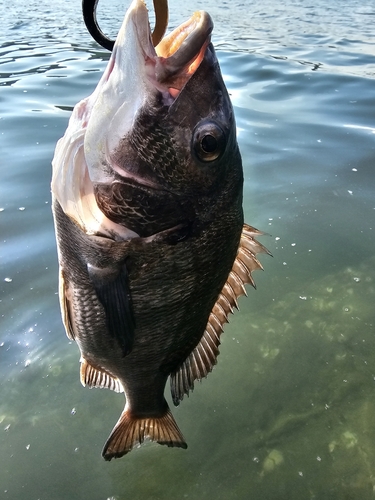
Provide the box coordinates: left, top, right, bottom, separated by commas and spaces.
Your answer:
1, 0, 375, 498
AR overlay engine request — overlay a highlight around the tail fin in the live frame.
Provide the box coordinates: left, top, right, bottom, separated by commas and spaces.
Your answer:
102, 404, 187, 460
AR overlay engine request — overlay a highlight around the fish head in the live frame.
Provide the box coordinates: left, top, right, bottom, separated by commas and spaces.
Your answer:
85, 0, 242, 196
52, 0, 243, 238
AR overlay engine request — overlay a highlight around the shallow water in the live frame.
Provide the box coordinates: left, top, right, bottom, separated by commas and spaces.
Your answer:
1, 0, 375, 498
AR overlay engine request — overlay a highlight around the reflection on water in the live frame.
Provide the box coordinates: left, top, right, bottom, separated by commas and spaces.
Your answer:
1, 0, 375, 498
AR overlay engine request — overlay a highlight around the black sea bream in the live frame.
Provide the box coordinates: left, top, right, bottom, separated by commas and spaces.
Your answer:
51, 0, 269, 460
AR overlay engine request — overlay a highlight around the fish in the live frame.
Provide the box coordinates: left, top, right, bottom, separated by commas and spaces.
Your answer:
51, 0, 270, 460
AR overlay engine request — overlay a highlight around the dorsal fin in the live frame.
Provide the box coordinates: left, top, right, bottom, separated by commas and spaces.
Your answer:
80, 357, 124, 393
170, 223, 271, 405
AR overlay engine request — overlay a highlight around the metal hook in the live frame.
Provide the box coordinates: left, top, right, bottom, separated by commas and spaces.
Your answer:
82, 0, 169, 51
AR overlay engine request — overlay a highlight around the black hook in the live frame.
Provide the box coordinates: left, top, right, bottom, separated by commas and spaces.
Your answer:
82, 0, 115, 51
82, 0, 168, 52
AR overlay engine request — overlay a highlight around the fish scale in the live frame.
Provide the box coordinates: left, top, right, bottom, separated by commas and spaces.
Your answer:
130, 109, 178, 179
94, 179, 191, 236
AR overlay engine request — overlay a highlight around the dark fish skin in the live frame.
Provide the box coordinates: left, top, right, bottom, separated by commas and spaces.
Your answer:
52, 4, 269, 460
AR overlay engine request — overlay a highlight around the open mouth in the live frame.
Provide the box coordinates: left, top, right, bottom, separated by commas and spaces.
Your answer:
153, 10, 213, 96
110, 0, 214, 100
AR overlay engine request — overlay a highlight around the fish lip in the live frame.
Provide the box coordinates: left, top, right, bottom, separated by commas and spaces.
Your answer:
113, 0, 214, 94
154, 11, 214, 87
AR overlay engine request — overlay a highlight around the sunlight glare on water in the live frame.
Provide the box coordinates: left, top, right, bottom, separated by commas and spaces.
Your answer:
1, 0, 375, 499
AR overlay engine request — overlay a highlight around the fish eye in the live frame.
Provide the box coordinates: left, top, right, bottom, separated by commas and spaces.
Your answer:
192, 121, 227, 162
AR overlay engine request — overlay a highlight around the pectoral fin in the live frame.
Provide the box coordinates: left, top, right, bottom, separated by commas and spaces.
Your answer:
87, 263, 135, 356
170, 223, 271, 405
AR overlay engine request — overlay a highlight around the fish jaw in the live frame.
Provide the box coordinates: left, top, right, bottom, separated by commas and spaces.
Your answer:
83, 0, 155, 185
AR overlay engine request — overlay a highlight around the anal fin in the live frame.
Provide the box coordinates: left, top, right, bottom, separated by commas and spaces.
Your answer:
170, 223, 271, 405
80, 357, 123, 393
102, 402, 187, 460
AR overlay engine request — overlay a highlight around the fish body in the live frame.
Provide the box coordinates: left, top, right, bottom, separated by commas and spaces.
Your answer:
52, 0, 268, 460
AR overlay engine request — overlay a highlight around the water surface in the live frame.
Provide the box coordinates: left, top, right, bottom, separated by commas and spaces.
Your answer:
1, 0, 375, 498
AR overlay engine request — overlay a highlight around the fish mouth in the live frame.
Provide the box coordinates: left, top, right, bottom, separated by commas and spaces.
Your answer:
109, 0, 213, 99
152, 10, 213, 96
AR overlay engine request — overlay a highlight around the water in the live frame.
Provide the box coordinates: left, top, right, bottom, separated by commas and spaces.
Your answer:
1, 0, 375, 498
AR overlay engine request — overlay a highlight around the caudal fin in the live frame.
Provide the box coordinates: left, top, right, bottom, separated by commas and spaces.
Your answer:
102, 404, 187, 460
